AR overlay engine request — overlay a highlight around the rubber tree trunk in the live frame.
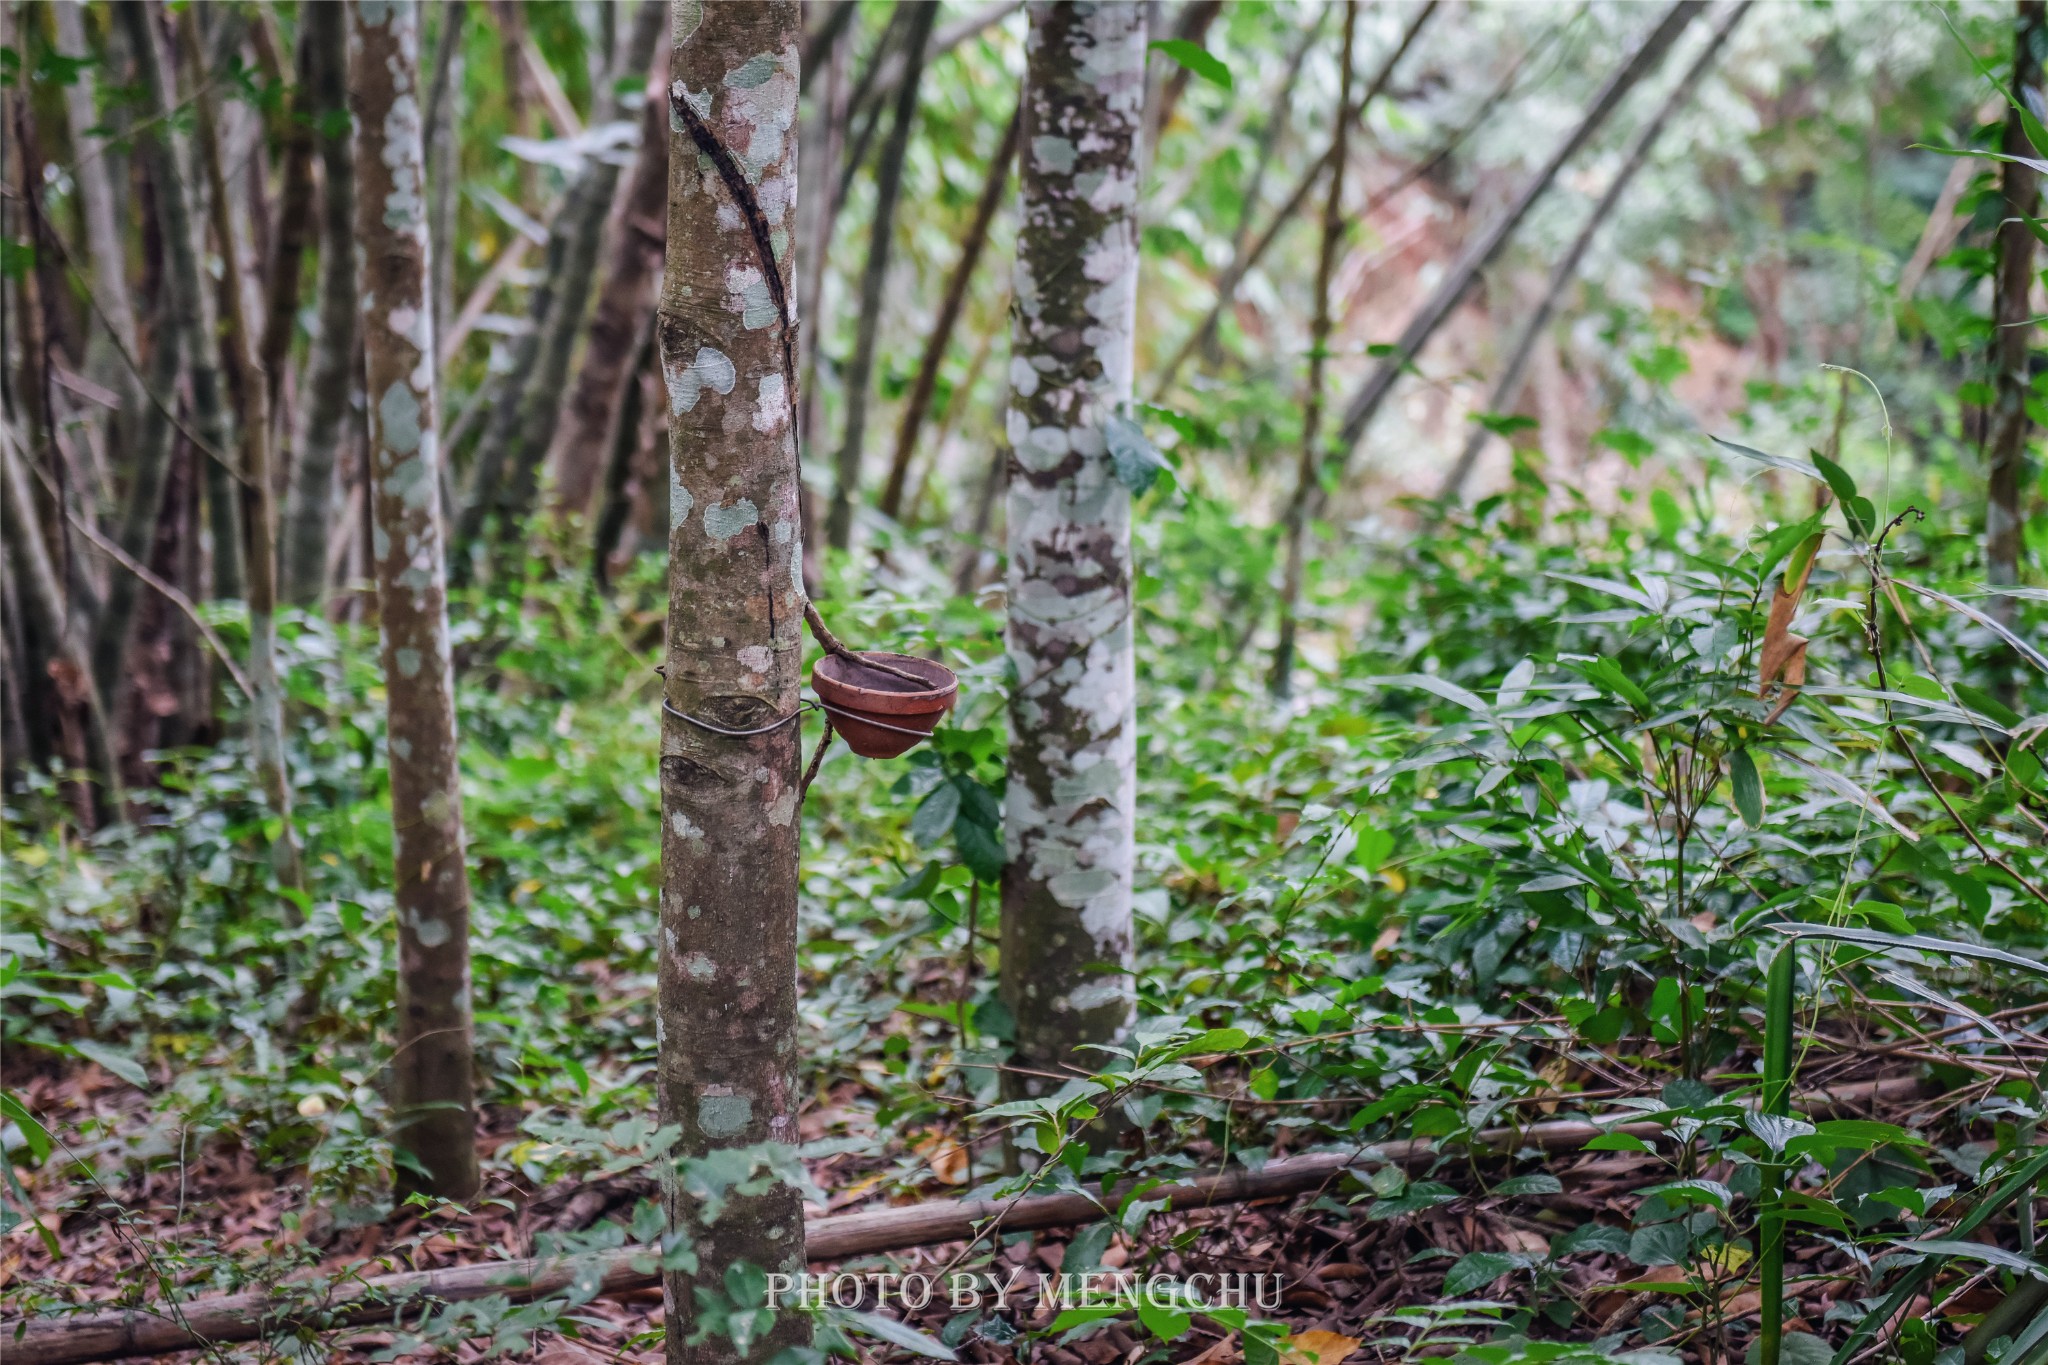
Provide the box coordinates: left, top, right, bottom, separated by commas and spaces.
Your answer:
1, 436, 121, 812
658, 4, 808, 1360
1000, 0, 1147, 1099
425, 1, 468, 345
877, 101, 1020, 523
122, 2, 243, 604
280, 0, 355, 608
186, 6, 304, 894
1988, 0, 2045, 624
823, 1, 935, 550
257, 10, 319, 427
90, 2, 213, 701
590, 319, 655, 589
52, 0, 139, 385
1270, 1, 1357, 702
1149, 1, 1438, 400
348, 0, 480, 1204
549, 87, 670, 520
1330, 0, 1704, 469
1440, 3, 1748, 505
487, 2, 663, 560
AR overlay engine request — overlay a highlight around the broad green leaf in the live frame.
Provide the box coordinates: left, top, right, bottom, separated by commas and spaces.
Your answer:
1149, 39, 1232, 90
1729, 749, 1764, 827
70, 1040, 148, 1089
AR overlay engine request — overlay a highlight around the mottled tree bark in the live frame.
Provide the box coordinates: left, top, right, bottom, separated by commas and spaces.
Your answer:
349, 0, 480, 1203
878, 101, 1020, 523
550, 87, 670, 519
823, 0, 935, 549
658, 4, 807, 1361
1270, 1, 1356, 702
186, 7, 304, 893
1989, 0, 2045, 623
281, 0, 356, 607
491, 0, 666, 549
1330, 0, 1703, 467
1441, 2, 1747, 505
1000, 1, 1146, 1098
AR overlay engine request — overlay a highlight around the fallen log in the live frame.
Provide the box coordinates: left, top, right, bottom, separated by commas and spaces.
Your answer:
4, 1076, 1920, 1365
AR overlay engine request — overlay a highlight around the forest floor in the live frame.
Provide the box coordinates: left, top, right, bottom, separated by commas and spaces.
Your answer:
0, 1040, 1999, 1365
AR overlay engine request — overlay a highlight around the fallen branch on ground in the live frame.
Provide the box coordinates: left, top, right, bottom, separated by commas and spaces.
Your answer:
4, 1076, 1920, 1365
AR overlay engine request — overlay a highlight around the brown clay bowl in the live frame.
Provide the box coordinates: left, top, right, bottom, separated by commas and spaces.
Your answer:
811, 652, 958, 759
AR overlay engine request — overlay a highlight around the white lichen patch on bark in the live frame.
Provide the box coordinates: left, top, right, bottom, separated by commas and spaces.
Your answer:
1000, 1, 1147, 1098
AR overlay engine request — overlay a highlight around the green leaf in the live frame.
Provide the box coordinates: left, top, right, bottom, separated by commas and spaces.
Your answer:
0, 1090, 50, 1163
1640, 1178, 1732, 1210
1553, 1223, 1632, 1258
1443, 1250, 1521, 1296
1104, 412, 1176, 495
1729, 749, 1765, 827
953, 819, 1004, 883
1491, 1173, 1563, 1198
911, 782, 962, 849
1713, 435, 1824, 482
838, 1310, 959, 1360
1584, 1132, 1654, 1153
1772, 924, 2048, 980
70, 1040, 148, 1089
1809, 451, 1874, 538
1148, 39, 1232, 90
1573, 658, 1652, 713
1880, 1240, 2047, 1279
1650, 488, 1682, 540
881, 861, 943, 901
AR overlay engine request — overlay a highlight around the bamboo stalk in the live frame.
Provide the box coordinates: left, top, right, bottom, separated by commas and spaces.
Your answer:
3, 1077, 1920, 1365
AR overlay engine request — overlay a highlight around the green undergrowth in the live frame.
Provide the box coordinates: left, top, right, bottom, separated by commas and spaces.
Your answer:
4, 442, 2045, 1362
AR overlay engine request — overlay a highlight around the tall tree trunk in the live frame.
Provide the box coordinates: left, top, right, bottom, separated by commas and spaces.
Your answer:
1441, 2, 1748, 505
52, 0, 139, 385
90, 3, 210, 701
1329, 0, 1703, 469
117, 2, 243, 604
1989, 0, 2045, 623
658, 5, 808, 1362
1270, 1, 1357, 702
824, 1, 936, 550
550, 87, 670, 520
463, 0, 666, 571
426, 2, 468, 348
1149, 1, 1438, 400
349, 0, 480, 1204
258, 10, 319, 428
1001, 0, 1147, 1099
591, 319, 655, 590
877, 102, 1020, 523
1, 434, 122, 815
795, 6, 854, 594
281, 0, 356, 607
184, 7, 304, 894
